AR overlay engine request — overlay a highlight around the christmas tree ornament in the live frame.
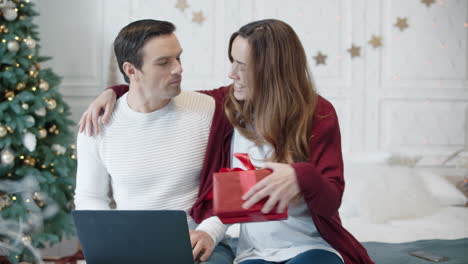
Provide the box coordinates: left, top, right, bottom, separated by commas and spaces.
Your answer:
52, 144, 66, 155
16, 82, 26, 91
21, 103, 29, 110
38, 128, 47, 139
45, 98, 57, 110
2, 7, 18, 21
7, 40, 19, 52
0, 0, 16, 9
39, 80, 49, 91
24, 36, 36, 49
5, 125, 13, 133
0, 194, 11, 210
0, 125, 7, 137
0, 24, 8, 33
28, 69, 38, 78
48, 124, 57, 133
34, 63, 41, 70
21, 236, 31, 244
5, 90, 15, 101
23, 156, 36, 166
1, 149, 15, 165
24, 115, 35, 125
34, 107, 46, 117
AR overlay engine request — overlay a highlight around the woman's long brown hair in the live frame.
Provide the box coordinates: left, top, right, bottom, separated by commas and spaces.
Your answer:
225, 19, 318, 164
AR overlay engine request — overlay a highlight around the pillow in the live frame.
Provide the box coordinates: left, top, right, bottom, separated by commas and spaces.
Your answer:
340, 163, 441, 224
419, 170, 466, 206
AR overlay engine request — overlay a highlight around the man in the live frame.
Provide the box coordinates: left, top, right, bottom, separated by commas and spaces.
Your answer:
75, 19, 232, 264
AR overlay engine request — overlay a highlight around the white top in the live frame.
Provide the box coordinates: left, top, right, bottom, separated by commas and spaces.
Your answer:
74, 91, 225, 243
231, 129, 344, 263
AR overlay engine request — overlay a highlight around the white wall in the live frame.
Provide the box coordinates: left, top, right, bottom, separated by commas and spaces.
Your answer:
34, 0, 467, 165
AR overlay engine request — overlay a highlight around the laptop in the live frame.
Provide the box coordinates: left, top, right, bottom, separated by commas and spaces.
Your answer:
72, 210, 194, 264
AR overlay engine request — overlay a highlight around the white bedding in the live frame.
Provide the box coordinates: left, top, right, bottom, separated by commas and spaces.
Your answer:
339, 163, 468, 243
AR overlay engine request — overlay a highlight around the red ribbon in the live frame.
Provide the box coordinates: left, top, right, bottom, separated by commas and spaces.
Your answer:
208, 153, 264, 200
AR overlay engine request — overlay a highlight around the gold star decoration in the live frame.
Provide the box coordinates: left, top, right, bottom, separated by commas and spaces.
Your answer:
421, 0, 435, 7
347, 44, 361, 58
175, 0, 189, 12
313, 51, 327, 66
192, 11, 206, 25
395, 17, 409, 31
368, 35, 383, 49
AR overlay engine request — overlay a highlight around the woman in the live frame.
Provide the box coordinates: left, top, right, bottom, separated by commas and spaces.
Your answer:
80, 19, 373, 264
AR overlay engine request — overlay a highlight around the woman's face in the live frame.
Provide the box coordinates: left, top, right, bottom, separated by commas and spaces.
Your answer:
228, 36, 254, 101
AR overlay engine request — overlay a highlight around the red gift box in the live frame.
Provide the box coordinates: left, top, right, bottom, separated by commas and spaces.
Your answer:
213, 153, 288, 224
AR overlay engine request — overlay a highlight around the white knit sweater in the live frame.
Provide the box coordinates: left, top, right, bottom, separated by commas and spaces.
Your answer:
74, 91, 225, 243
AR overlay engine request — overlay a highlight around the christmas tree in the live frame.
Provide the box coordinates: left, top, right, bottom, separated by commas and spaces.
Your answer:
0, 0, 77, 263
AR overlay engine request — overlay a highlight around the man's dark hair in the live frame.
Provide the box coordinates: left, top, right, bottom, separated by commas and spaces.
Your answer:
114, 19, 176, 83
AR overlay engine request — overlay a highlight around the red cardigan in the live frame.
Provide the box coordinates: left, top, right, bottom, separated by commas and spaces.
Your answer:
111, 85, 374, 264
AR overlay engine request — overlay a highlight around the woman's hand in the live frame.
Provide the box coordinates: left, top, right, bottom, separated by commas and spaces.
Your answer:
78, 89, 117, 135
242, 162, 300, 214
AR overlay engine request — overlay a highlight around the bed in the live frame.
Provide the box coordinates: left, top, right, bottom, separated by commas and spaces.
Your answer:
339, 162, 468, 263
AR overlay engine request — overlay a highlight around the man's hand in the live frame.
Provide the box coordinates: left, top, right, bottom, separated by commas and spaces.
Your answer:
242, 162, 301, 213
189, 230, 214, 262
78, 89, 117, 136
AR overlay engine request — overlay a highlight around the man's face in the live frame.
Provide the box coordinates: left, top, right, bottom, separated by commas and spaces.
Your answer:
134, 33, 183, 99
